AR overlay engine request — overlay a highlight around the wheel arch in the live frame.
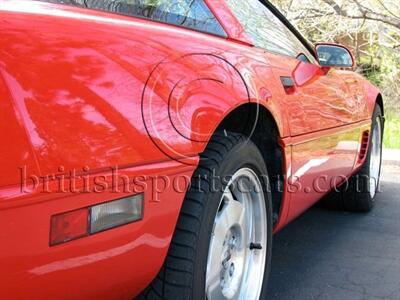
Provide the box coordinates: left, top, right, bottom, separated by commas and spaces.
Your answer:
364, 81, 384, 118
210, 103, 286, 227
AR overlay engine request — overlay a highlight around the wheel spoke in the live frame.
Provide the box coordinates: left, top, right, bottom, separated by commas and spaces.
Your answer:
220, 190, 245, 229
206, 234, 224, 289
206, 260, 223, 300
206, 277, 225, 300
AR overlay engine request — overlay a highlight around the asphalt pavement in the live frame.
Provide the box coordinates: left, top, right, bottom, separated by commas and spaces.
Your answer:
266, 164, 400, 300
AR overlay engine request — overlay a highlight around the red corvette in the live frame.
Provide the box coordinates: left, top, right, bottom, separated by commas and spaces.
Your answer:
0, 0, 384, 299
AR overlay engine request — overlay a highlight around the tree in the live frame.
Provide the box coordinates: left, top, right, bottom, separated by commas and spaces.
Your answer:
271, 0, 400, 115
322, 0, 400, 30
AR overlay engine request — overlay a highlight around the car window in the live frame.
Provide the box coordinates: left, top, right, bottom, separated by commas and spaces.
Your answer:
297, 53, 311, 63
37, 0, 226, 37
225, 0, 317, 64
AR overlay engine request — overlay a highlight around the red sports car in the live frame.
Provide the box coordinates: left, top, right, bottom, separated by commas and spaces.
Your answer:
0, 0, 384, 299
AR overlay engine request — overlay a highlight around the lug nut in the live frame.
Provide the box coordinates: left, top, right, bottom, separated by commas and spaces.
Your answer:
229, 263, 235, 277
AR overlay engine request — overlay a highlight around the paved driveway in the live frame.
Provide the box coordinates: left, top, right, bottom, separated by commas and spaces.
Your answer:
266, 165, 400, 300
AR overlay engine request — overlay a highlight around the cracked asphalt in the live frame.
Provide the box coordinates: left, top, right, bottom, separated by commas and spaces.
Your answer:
266, 165, 400, 300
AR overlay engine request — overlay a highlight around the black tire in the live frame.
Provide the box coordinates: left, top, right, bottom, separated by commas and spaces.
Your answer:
321, 105, 384, 212
139, 132, 273, 300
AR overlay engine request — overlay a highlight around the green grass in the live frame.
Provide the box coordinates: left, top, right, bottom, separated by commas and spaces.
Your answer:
383, 114, 400, 149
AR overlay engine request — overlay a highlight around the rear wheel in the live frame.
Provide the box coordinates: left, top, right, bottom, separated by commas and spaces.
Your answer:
206, 168, 268, 300
322, 105, 383, 211
140, 132, 273, 300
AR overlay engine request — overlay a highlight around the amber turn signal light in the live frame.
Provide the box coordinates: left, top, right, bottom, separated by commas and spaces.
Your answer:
50, 194, 144, 246
50, 208, 89, 246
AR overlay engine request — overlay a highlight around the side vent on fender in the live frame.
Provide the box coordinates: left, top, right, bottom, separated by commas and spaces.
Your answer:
358, 130, 370, 163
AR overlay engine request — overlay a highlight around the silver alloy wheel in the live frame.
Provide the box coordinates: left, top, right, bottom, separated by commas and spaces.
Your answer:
205, 168, 267, 300
369, 116, 382, 198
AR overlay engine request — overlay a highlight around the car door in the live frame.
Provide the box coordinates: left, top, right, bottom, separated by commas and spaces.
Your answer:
225, 0, 362, 221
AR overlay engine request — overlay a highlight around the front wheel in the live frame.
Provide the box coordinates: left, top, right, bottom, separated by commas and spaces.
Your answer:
322, 104, 384, 211
140, 132, 273, 300
368, 106, 384, 200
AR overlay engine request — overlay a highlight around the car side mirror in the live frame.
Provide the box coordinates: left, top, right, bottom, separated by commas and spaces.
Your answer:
315, 43, 355, 69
